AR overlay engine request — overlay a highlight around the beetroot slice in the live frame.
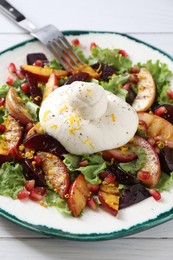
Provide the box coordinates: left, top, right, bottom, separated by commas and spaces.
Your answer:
27, 53, 48, 66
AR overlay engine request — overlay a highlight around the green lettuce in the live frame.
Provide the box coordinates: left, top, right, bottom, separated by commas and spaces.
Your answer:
63, 153, 107, 184
0, 162, 25, 199
100, 74, 129, 100
120, 147, 146, 175
45, 189, 71, 216
88, 46, 132, 73
155, 172, 173, 192
0, 84, 10, 98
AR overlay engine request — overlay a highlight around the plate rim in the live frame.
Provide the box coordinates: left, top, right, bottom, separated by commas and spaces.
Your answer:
0, 30, 173, 241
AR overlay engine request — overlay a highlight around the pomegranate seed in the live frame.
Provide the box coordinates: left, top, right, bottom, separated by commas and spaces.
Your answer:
118, 49, 128, 57
104, 173, 116, 184
18, 189, 29, 200
78, 159, 89, 167
123, 82, 131, 90
21, 82, 30, 93
130, 66, 139, 74
25, 122, 33, 133
9, 147, 23, 160
29, 190, 43, 201
99, 170, 111, 180
149, 189, 161, 201
6, 76, 14, 86
87, 197, 98, 210
130, 74, 139, 84
87, 184, 100, 193
34, 187, 46, 196
33, 60, 43, 67
25, 180, 35, 191
90, 42, 97, 50
0, 124, 6, 133
34, 155, 42, 166
16, 70, 24, 79
0, 98, 5, 107
137, 170, 151, 180
72, 38, 80, 46
138, 120, 148, 134
155, 106, 167, 117
167, 89, 173, 100
8, 62, 17, 73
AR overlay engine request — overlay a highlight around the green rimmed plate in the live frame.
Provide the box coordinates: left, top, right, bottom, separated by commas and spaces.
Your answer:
0, 31, 173, 241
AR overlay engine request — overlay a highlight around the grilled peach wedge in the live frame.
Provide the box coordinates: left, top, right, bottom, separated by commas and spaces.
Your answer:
0, 115, 23, 156
42, 74, 58, 101
132, 68, 156, 112
130, 135, 161, 187
67, 174, 90, 217
98, 181, 119, 216
5, 87, 33, 125
138, 112, 173, 148
37, 151, 70, 198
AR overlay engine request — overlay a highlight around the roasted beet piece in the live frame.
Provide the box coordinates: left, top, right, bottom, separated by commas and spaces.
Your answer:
159, 146, 173, 174
24, 133, 67, 156
24, 72, 42, 105
65, 72, 89, 85
91, 63, 116, 81
108, 164, 139, 185
126, 88, 137, 105
119, 183, 151, 209
27, 53, 48, 66
22, 159, 47, 187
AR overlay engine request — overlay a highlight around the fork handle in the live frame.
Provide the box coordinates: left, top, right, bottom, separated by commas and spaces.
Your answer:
0, 0, 25, 22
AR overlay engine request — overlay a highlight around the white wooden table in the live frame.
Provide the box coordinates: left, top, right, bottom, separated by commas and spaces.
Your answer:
0, 0, 173, 259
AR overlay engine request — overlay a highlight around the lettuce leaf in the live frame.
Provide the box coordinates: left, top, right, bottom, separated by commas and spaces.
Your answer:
88, 47, 132, 73
45, 189, 71, 216
0, 162, 25, 199
155, 172, 173, 192
63, 153, 107, 184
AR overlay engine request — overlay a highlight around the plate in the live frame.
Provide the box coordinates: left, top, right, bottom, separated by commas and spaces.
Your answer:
0, 31, 173, 241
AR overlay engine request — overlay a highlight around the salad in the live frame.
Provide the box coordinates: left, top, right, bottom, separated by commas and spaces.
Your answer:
0, 36, 173, 218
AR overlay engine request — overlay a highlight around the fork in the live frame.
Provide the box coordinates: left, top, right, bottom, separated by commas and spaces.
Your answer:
0, 0, 83, 72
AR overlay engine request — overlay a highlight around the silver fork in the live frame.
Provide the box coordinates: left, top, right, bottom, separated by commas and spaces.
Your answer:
0, 0, 83, 72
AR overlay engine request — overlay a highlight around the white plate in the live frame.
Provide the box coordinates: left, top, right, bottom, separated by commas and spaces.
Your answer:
0, 31, 173, 241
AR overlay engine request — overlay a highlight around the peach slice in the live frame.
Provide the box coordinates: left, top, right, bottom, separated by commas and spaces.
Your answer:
67, 174, 90, 217
102, 147, 137, 162
42, 74, 58, 100
5, 87, 33, 125
132, 68, 156, 112
98, 182, 119, 216
130, 135, 161, 187
0, 115, 23, 156
138, 112, 173, 147
72, 63, 101, 79
21, 64, 68, 82
37, 151, 70, 198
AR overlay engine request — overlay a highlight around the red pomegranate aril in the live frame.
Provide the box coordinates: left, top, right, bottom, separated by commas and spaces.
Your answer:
0, 98, 5, 107
131, 66, 139, 74
99, 170, 111, 180
18, 189, 29, 200
33, 60, 43, 67
34, 155, 42, 166
87, 197, 98, 210
72, 38, 80, 46
25, 179, 35, 191
29, 190, 43, 201
138, 119, 148, 134
0, 124, 6, 133
118, 49, 128, 57
155, 106, 167, 117
167, 89, 173, 100
34, 187, 46, 196
16, 70, 24, 79
6, 76, 14, 86
137, 170, 151, 180
130, 74, 139, 84
123, 82, 131, 90
87, 184, 100, 193
8, 62, 17, 73
149, 189, 161, 201
21, 83, 30, 94
78, 159, 89, 167
90, 42, 97, 50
